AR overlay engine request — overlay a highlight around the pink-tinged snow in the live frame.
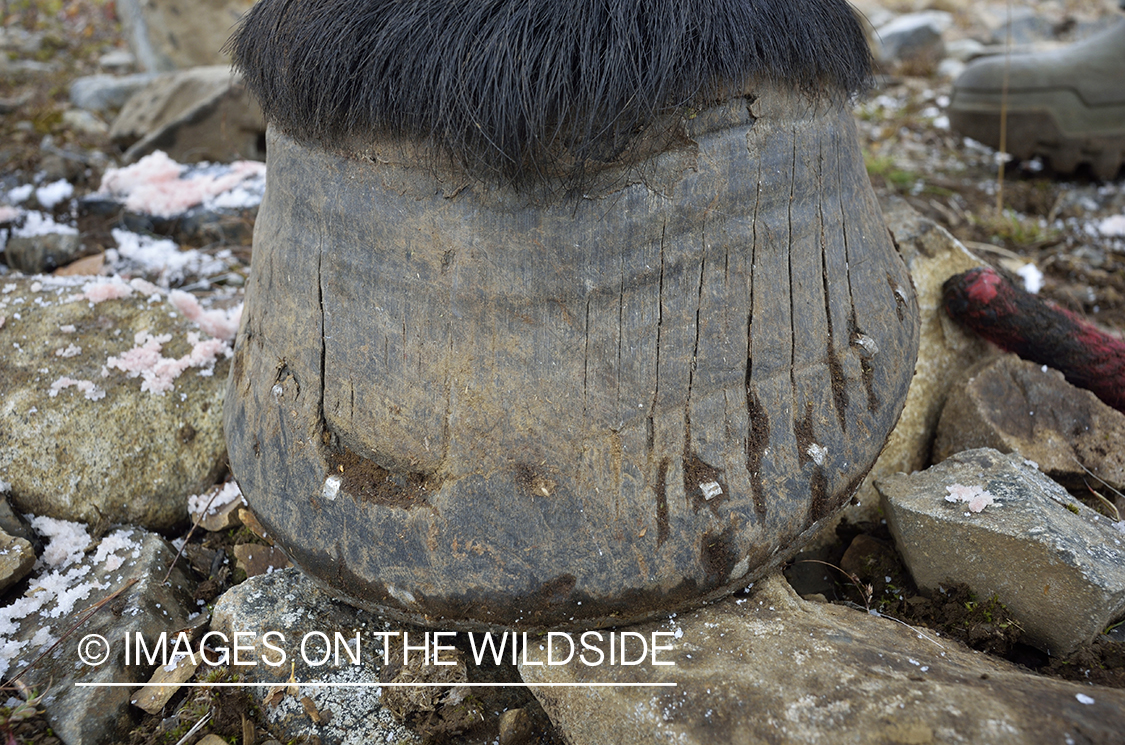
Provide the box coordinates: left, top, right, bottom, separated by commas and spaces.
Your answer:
48, 376, 107, 401
0, 206, 21, 222
107, 330, 228, 394
35, 179, 74, 210
169, 289, 241, 342
944, 483, 997, 513
98, 151, 266, 218
81, 278, 134, 304
187, 481, 245, 518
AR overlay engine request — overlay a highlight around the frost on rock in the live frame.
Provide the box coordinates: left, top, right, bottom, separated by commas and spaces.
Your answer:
944, 483, 997, 513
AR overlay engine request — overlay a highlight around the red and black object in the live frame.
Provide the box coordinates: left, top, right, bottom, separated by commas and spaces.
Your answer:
943, 266, 1125, 414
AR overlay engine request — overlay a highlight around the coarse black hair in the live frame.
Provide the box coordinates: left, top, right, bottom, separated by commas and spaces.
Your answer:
229, 0, 872, 185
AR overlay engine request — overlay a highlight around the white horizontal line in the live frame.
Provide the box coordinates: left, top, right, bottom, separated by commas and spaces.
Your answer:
77, 681, 677, 688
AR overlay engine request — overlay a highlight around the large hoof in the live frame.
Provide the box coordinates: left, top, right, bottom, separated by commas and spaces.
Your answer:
225, 87, 919, 630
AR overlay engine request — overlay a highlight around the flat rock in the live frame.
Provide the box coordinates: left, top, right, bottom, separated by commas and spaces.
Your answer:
110, 66, 264, 164
935, 354, 1125, 493
0, 527, 36, 593
210, 568, 423, 745
520, 573, 1125, 744
838, 198, 992, 521
231, 543, 290, 577
0, 276, 230, 530
878, 448, 1125, 655
69, 73, 158, 114
0, 528, 196, 745
114, 0, 255, 72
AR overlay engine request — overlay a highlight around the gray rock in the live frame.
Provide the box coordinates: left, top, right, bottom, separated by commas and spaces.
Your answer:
98, 49, 136, 74
0, 276, 229, 530
875, 11, 953, 63
114, 0, 255, 72
0, 529, 196, 745
0, 495, 34, 543
520, 573, 1125, 745
4, 233, 88, 274
210, 568, 422, 745
61, 110, 110, 137
0, 527, 36, 593
834, 199, 992, 522
69, 73, 158, 114
110, 66, 265, 164
990, 7, 1056, 45
945, 37, 989, 62
935, 354, 1125, 493
878, 448, 1125, 655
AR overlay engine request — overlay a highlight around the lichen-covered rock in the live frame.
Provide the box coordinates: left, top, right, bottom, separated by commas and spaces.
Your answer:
520, 574, 1125, 745
0, 276, 230, 530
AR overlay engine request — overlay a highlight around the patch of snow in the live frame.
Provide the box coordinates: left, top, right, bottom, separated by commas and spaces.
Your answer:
7, 185, 33, 204
29, 516, 91, 569
1098, 215, 1125, 237
106, 330, 227, 395
1075, 693, 1095, 705
168, 290, 241, 342
1016, 263, 1043, 294
92, 528, 138, 573
108, 228, 226, 286
82, 278, 133, 304
98, 151, 266, 218
55, 343, 82, 358
12, 211, 78, 237
35, 179, 74, 209
944, 483, 997, 513
188, 481, 244, 517
48, 376, 107, 401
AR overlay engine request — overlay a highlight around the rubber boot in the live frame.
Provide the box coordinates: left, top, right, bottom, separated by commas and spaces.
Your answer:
948, 19, 1125, 179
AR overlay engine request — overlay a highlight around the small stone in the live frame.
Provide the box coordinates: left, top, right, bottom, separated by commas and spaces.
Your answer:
62, 109, 109, 136
69, 73, 159, 113
98, 49, 137, 73
196, 736, 229, 745
875, 11, 953, 63
520, 573, 1125, 744
0, 528, 36, 593
877, 448, 1125, 655
4, 233, 87, 274
934, 354, 1125, 493
232, 543, 291, 577
131, 646, 200, 715
498, 708, 534, 745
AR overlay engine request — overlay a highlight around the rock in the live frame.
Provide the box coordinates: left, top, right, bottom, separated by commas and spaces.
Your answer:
69, 73, 158, 114
498, 708, 534, 745
0, 495, 34, 543
0, 528, 196, 745
0, 528, 36, 593
114, 0, 255, 72
989, 7, 1056, 45
210, 568, 422, 745
519, 573, 1125, 745
4, 233, 89, 274
945, 37, 988, 62
110, 67, 265, 164
935, 354, 1125, 493
231, 543, 290, 577
875, 11, 953, 63
130, 648, 199, 715
188, 481, 245, 531
196, 737, 228, 745
0, 276, 230, 530
835, 199, 992, 522
61, 110, 110, 137
98, 49, 136, 74
877, 448, 1125, 655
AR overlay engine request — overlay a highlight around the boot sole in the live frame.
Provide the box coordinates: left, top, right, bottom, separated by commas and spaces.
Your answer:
949, 92, 1125, 179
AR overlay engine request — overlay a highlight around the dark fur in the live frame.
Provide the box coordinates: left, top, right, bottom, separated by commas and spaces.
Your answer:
229, 0, 872, 184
